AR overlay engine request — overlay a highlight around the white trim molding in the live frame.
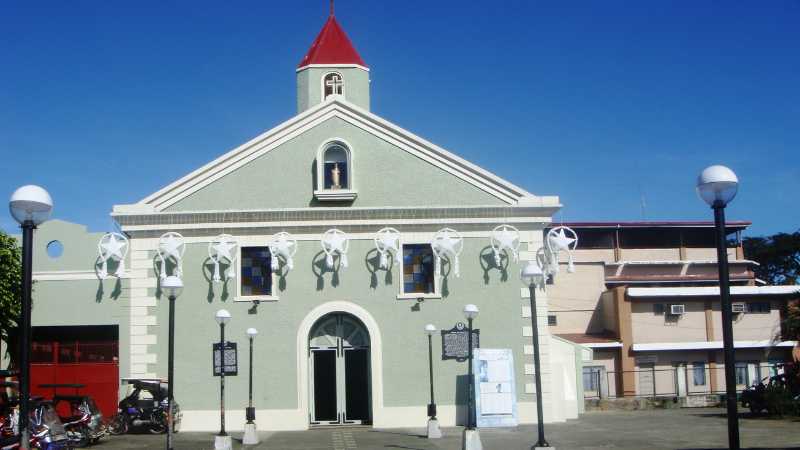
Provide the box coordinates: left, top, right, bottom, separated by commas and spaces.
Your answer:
297, 63, 370, 73
628, 285, 800, 298
632, 340, 798, 352
33, 270, 101, 281
583, 342, 623, 349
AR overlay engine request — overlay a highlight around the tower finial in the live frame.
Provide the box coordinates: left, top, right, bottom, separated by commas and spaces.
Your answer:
330, 0, 334, 16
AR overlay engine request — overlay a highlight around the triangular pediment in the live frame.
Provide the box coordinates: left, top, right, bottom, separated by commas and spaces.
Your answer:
128, 98, 548, 213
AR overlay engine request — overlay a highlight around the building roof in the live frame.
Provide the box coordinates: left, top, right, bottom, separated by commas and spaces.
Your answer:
556, 333, 622, 348
298, 15, 367, 70
627, 285, 800, 298
548, 220, 751, 229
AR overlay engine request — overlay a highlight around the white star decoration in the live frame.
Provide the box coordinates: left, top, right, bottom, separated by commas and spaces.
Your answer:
374, 227, 401, 269
490, 224, 521, 266
546, 226, 579, 273
269, 232, 297, 272
158, 232, 185, 279
209, 234, 238, 283
431, 228, 464, 277
321, 229, 349, 270
548, 228, 576, 251
97, 232, 129, 279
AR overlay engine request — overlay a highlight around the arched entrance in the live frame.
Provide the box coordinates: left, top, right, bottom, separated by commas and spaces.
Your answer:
308, 313, 372, 425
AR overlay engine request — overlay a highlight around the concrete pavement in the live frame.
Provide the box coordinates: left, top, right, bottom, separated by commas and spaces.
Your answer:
93, 408, 800, 449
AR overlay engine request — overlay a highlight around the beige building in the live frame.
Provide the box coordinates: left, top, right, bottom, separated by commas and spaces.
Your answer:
546, 221, 799, 400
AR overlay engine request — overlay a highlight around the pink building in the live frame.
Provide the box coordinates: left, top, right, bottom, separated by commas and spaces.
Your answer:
546, 221, 798, 400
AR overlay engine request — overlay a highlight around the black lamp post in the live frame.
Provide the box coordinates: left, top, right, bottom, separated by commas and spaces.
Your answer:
9, 185, 53, 450
242, 327, 259, 445
463, 304, 479, 430
425, 324, 437, 420
245, 327, 258, 422
521, 260, 549, 448
214, 309, 232, 450
161, 275, 183, 450
423, 323, 441, 438
697, 165, 740, 450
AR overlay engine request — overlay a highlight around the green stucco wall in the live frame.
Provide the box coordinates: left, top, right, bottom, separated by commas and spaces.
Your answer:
146, 238, 531, 411
297, 67, 370, 112
165, 116, 505, 212
31, 220, 107, 272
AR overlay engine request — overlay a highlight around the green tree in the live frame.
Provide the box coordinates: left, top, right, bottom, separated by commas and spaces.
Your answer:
0, 230, 21, 367
743, 230, 800, 361
743, 230, 800, 285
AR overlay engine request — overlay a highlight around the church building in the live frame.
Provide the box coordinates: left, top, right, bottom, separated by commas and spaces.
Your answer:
21, 11, 586, 431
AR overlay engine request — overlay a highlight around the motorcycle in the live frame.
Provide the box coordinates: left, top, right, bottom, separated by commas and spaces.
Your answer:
108, 379, 180, 435
0, 377, 72, 450
51, 396, 105, 447
27, 398, 71, 450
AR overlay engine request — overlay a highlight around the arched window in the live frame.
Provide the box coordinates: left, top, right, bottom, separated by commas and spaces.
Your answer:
323, 72, 344, 99
323, 144, 349, 189
314, 140, 356, 201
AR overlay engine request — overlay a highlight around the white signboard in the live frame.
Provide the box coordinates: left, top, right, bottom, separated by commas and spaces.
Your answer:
473, 348, 518, 427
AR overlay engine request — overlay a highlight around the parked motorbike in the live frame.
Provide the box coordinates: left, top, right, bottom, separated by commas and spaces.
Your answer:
51, 396, 105, 447
741, 362, 800, 415
0, 377, 72, 450
108, 379, 180, 435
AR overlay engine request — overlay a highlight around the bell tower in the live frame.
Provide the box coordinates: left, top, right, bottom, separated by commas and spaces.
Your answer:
296, 6, 370, 113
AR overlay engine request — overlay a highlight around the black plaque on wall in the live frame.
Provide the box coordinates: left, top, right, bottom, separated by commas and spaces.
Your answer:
441, 322, 480, 361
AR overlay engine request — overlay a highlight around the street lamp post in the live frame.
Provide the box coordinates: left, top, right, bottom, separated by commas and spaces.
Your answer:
242, 327, 259, 445
161, 275, 182, 450
462, 304, 482, 450
9, 185, 53, 450
214, 309, 232, 450
424, 324, 441, 439
697, 165, 740, 450
521, 261, 550, 449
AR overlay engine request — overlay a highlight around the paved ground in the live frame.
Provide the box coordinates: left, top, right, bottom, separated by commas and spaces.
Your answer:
92, 408, 800, 450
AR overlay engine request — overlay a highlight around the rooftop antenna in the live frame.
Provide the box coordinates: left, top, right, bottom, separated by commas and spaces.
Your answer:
638, 182, 647, 220
330, 0, 334, 16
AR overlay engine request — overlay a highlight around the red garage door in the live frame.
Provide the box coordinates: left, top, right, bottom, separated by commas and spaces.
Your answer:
30, 326, 119, 417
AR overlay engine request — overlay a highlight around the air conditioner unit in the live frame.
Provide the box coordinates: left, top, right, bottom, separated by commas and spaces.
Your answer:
669, 304, 685, 315
731, 302, 746, 314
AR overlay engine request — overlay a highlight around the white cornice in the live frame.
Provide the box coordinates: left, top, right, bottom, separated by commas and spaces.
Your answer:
632, 340, 798, 351
128, 98, 553, 213
117, 215, 553, 234
296, 63, 370, 72
583, 342, 623, 349
33, 270, 99, 281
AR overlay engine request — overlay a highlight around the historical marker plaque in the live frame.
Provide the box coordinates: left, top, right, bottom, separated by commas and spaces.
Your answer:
212, 342, 238, 376
441, 322, 480, 361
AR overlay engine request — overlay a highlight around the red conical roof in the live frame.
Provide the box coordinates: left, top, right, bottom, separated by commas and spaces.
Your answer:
298, 15, 367, 69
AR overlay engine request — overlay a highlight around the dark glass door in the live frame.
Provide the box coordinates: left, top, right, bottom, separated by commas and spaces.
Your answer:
312, 350, 338, 423
344, 348, 370, 422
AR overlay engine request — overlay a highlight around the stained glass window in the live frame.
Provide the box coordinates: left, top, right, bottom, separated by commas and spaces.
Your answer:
240, 247, 272, 296
402, 244, 435, 295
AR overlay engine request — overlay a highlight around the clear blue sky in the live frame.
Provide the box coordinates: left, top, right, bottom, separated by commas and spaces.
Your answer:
2, 1, 798, 236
